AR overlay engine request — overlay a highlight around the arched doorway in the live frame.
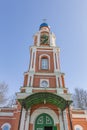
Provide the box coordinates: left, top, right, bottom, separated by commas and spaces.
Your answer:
35, 113, 54, 130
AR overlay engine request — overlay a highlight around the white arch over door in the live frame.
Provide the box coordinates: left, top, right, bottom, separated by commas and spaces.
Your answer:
30, 107, 59, 125
74, 125, 83, 130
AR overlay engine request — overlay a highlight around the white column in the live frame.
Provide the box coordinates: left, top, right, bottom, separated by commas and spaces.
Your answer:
30, 48, 33, 70
33, 48, 36, 72
59, 110, 64, 130
53, 49, 56, 72
25, 110, 30, 130
59, 76, 62, 88
20, 108, 26, 130
63, 110, 69, 130
56, 76, 58, 88
37, 32, 40, 46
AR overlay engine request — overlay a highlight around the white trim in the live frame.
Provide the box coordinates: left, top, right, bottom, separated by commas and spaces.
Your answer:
59, 76, 62, 88
1, 123, 11, 129
25, 110, 30, 130
0, 117, 16, 119
59, 110, 64, 130
33, 48, 36, 71
30, 45, 60, 50
56, 75, 58, 88
30, 107, 59, 125
39, 54, 50, 70
27, 73, 30, 86
74, 125, 83, 130
40, 79, 49, 88
30, 48, 33, 70
53, 49, 56, 72
19, 108, 26, 130
72, 114, 87, 119
63, 110, 69, 130
0, 112, 13, 116
37, 32, 40, 46
31, 75, 33, 87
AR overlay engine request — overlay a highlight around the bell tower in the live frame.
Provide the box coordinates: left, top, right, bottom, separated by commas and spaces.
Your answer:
17, 23, 72, 130
20, 22, 66, 93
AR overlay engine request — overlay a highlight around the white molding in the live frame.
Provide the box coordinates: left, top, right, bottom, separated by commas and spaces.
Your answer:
39, 54, 50, 70
0, 117, 16, 119
30, 45, 60, 50
34, 48, 36, 72
37, 32, 40, 46
59, 110, 64, 130
30, 107, 59, 125
31, 75, 33, 87
25, 110, 30, 130
19, 108, 26, 130
72, 114, 87, 119
53, 50, 56, 72
74, 125, 83, 130
1, 123, 11, 129
16, 92, 31, 99
0, 112, 13, 116
40, 79, 49, 88
63, 110, 69, 130
56, 75, 58, 88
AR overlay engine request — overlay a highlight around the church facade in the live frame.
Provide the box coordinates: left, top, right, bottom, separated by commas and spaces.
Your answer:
0, 23, 87, 130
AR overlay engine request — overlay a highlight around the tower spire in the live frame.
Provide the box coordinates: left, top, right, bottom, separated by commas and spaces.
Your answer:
42, 19, 47, 22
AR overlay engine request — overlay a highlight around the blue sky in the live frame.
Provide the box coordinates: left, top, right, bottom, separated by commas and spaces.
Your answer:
0, 0, 87, 96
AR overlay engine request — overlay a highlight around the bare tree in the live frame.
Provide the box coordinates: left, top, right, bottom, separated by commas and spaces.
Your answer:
0, 82, 8, 105
7, 94, 16, 107
72, 88, 87, 109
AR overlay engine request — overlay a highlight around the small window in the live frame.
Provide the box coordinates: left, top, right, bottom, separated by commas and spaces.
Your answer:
76, 128, 80, 130
41, 58, 48, 69
2, 125, 10, 130
1, 123, 11, 130
74, 125, 83, 130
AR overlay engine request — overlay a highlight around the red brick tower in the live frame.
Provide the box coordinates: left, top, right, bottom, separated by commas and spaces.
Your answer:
17, 23, 72, 130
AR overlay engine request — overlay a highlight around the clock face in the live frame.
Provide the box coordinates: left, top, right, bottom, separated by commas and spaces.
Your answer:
40, 33, 49, 44
41, 80, 48, 88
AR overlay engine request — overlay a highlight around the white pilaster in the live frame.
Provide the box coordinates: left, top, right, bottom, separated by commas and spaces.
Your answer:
63, 110, 69, 130
30, 48, 33, 70
59, 110, 64, 130
31, 75, 33, 87
59, 76, 62, 88
33, 48, 36, 72
37, 32, 40, 46
56, 76, 58, 88
53, 48, 56, 72
25, 110, 30, 130
19, 108, 26, 130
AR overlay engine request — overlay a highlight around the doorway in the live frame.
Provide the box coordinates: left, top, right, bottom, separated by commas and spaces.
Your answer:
35, 113, 54, 130
44, 126, 53, 130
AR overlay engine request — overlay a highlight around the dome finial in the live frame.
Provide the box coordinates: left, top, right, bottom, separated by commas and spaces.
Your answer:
39, 19, 50, 30
42, 18, 47, 22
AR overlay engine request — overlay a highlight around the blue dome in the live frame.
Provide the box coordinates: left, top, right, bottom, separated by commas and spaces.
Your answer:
39, 23, 49, 30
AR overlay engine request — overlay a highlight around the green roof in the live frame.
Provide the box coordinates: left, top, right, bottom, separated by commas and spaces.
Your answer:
18, 92, 72, 111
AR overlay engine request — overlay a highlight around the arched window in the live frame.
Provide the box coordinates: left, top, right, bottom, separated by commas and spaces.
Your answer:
76, 128, 80, 130
1, 123, 11, 130
41, 58, 48, 69
74, 125, 83, 130
39, 54, 50, 70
